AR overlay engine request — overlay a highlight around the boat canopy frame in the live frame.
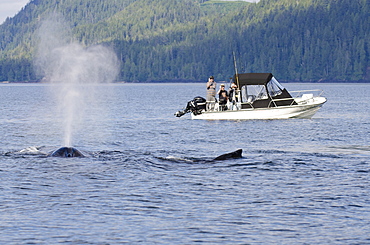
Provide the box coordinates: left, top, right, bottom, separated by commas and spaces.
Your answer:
232, 73, 296, 108
233, 73, 274, 87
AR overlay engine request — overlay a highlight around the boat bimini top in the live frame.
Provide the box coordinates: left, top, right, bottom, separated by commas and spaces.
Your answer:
233, 73, 297, 109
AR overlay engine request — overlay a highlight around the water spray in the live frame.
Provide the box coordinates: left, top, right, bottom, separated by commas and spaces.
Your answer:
34, 13, 120, 154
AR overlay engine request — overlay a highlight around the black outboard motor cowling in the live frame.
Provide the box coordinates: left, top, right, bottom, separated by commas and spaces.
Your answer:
175, 96, 206, 117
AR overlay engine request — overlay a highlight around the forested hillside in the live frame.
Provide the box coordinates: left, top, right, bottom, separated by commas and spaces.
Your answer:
0, 0, 369, 82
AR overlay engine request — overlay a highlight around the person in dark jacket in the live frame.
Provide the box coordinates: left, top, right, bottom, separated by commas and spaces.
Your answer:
217, 84, 228, 111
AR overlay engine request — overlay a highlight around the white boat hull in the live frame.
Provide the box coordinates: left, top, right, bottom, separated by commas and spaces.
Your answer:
191, 97, 326, 120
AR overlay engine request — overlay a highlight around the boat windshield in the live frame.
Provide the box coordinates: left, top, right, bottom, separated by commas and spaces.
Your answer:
241, 85, 268, 102
240, 77, 286, 103
267, 77, 285, 97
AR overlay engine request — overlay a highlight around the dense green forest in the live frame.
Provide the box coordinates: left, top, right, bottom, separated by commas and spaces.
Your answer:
0, 0, 369, 82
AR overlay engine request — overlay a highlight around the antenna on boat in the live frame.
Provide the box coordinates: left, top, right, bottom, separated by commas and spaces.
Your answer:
231, 52, 241, 110
233, 52, 240, 89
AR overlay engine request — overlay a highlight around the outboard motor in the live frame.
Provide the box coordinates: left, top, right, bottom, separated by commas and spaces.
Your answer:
175, 96, 206, 117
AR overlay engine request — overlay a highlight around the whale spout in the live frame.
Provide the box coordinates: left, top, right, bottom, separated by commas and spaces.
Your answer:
213, 149, 242, 161
50, 147, 84, 157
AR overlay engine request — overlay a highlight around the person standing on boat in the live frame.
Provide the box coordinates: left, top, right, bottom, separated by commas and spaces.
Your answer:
218, 84, 228, 111
228, 82, 238, 102
206, 76, 216, 111
228, 82, 238, 110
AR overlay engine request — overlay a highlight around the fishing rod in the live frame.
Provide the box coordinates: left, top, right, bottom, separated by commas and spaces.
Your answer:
231, 52, 241, 109
233, 51, 240, 89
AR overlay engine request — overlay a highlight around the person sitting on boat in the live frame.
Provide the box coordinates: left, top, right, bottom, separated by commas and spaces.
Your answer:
206, 76, 216, 111
218, 84, 228, 111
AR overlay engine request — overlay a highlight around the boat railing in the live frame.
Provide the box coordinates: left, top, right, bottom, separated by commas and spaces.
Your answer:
221, 89, 324, 110
240, 102, 254, 109
290, 89, 324, 98
268, 97, 296, 108
268, 89, 324, 108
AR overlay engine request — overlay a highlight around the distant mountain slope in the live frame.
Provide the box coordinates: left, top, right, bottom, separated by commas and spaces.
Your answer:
0, 0, 369, 82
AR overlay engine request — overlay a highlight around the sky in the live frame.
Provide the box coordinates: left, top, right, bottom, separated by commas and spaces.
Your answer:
0, 0, 259, 25
0, 0, 30, 24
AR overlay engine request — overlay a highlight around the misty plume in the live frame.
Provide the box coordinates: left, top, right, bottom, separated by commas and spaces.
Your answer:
34, 13, 120, 147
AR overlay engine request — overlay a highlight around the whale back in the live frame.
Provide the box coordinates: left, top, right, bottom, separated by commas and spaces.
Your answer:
213, 149, 242, 161
50, 147, 84, 157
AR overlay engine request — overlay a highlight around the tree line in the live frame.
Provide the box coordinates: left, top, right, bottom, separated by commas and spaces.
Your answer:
0, 0, 369, 82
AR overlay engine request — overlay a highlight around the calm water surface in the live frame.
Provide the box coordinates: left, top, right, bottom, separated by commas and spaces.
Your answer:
1, 83, 369, 244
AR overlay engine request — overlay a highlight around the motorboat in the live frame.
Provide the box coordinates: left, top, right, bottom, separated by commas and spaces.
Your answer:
175, 73, 326, 120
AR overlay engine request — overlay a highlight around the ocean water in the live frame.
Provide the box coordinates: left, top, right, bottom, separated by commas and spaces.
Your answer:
0, 82, 369, 244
